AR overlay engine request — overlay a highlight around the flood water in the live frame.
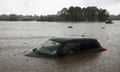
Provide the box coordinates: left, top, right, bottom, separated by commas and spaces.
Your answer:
0, 21, 120, 72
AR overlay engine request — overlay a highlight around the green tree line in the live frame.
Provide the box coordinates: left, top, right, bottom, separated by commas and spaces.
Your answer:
110, 15, 120, 20
57, 6, 110, 21
0, 6, 110, 22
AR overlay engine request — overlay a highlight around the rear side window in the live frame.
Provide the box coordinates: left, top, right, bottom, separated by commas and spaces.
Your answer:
80, 40, 101, 50
62, 42, 80, 54
62, 40, 101, 54
80, 43, 100, 50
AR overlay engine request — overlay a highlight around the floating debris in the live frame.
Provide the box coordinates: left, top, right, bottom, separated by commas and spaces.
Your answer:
81, 34, 86, 37
106, 37, 110, 40
105, 19, 113, 24
68, 26, 73, 28
101, 27, 105, 29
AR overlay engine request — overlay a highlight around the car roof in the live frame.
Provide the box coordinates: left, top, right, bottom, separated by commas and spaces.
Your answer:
50, 37, 98, 43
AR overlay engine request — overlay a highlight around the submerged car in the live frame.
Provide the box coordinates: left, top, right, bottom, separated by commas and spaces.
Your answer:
25, 37, 107, 57
105, 19, 113, 24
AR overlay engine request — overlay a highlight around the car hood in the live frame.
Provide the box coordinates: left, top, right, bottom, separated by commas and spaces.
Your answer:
24, 50, 45, 58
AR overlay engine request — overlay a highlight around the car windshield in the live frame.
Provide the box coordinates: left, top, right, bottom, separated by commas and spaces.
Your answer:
37, 40, 62, 55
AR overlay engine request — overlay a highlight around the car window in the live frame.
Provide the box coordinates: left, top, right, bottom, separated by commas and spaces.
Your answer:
62, 42, 80, 54
80, 43, 100, 50
38, 40, 62, 55
62, 40, 101, 54
80, 40, 101, 51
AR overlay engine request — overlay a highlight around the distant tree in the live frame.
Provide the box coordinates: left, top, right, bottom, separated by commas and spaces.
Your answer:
9, 14, 19, 21
57, 8, 68, 21
74, 7, 83, 21
57, 8, 68, 16
97, 9, 109, 21
0, 14, 9, 21
82, 7, 98, 21
0, 6, 110, 22
58, 6, 109, 22
67, 6, 82, 21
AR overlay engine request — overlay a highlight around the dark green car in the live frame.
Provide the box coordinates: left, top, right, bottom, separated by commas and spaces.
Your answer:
25, 37, 107, 57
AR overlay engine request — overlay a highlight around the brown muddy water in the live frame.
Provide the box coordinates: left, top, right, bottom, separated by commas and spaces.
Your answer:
0, 21, 120, 72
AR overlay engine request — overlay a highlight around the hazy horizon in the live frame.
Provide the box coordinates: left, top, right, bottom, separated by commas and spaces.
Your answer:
0, 0, 120, 15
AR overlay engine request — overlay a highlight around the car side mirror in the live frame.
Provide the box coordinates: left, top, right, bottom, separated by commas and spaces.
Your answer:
32, 48, 37, 52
